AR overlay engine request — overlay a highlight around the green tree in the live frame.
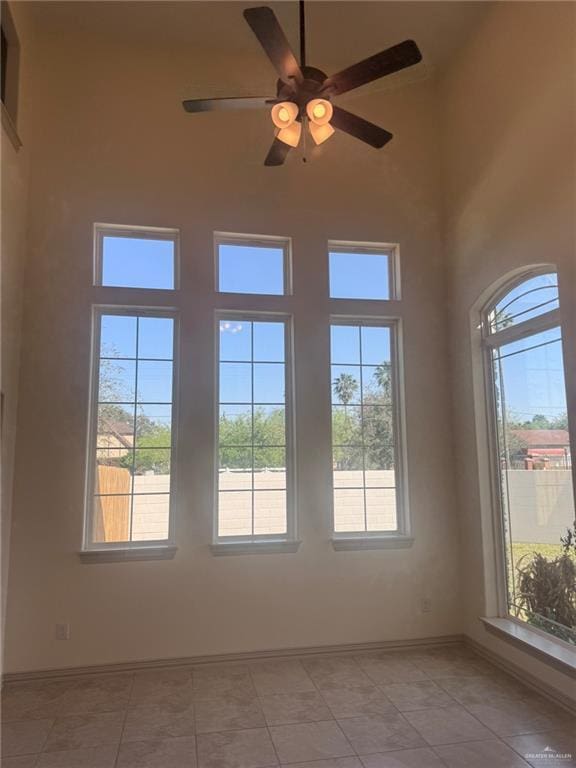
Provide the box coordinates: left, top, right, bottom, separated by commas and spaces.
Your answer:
333, 373, 358, 414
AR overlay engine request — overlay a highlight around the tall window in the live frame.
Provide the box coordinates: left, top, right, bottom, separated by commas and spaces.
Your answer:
483, 269, 575, 643
85, 226, 179, 551
330, 321, 404, 536
216, 316, 293, 540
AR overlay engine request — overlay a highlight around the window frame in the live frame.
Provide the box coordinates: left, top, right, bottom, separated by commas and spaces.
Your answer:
214, 231, 293, 297
329, 315, 411, 547
480, 266, 573, 634
328, 240, 401, 301
213, 310, 297, 547
93, 223, 180, 291
83, 305, 180, 553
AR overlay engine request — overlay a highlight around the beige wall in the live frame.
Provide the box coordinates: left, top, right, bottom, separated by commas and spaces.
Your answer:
3, 13, 461, 673
1, 1, 35, 671
441, 1, 576, 700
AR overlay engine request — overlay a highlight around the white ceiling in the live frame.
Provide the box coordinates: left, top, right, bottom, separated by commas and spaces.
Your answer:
30, 1, 490, 93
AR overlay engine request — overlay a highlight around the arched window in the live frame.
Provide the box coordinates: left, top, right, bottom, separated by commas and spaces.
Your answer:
482, 268, 575, 643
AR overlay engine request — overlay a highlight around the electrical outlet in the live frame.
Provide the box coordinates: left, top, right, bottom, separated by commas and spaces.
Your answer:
55, 623, 70, 640
421, 597, 432, 613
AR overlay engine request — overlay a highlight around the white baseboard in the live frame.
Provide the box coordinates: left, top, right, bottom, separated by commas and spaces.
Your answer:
2, 634, 464, 684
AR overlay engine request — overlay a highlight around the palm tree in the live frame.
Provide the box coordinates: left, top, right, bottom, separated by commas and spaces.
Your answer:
333, 373, 358, 415
374, 363, 391, 399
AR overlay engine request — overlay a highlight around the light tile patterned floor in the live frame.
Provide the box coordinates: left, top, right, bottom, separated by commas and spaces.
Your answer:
1, 644, 574, 767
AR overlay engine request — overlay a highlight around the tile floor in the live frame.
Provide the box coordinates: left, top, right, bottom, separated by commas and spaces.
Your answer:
1, 644, 574, 767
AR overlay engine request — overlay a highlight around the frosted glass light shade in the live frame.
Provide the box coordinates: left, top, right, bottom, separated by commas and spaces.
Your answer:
309, 121, 335, 145
306, 98, 333, 126
271, 101, 299, 129
277, 122, 302, 147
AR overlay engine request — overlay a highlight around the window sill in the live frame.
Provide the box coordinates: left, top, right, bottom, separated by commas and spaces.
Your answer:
481, 617, 576, 677
79, 546, 177, 563
210, 539, 301, 556
331, 535, 414, 551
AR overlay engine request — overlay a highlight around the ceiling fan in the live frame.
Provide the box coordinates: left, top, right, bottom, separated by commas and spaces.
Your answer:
182, 2, 422, 166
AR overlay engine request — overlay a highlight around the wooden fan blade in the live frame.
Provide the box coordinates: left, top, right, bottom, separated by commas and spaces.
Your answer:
182, 97, 276, 113
244, 7, 303, 85
323, 40, 422, 96
331, 106, 393, 148
264, 137, 292, 166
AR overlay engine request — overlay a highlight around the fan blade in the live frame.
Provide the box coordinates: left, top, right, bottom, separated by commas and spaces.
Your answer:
182, 97, 276, 113
323, 40, 422, 96
331, 106, 393, 148
264, 137, 292, 166
244, 7, 303, 85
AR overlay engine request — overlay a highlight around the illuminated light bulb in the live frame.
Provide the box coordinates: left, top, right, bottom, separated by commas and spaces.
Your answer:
309, 120, 335, 145
277, 121, 302, 147
306, 98, 333, 126
271, 101, 298, 129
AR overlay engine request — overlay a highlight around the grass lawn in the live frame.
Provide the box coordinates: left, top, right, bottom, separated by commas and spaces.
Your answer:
511, 541, 564, 565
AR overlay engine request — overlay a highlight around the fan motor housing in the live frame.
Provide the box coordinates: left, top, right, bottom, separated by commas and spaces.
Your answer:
276, 66, 329, 117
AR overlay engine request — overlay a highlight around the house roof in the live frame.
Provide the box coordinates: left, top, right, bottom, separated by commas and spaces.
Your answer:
511, 429, 570, 447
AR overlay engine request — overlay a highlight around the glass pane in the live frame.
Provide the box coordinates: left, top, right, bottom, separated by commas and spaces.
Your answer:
331, 366, 361, 406
97, 404, 134, 448
253, 363, 285, 403
220, 320, 252, 361
100, 315, 137, 358
361, 326, 391, 365
363, 406, 395, 460
133, 447, 171, 480
101, 236, 175, 289
219, 447, 252, 486
333, 447, 364, 487
99, 359, 135, 402
362, 366, 392, 403
135, 404, 172, 446
92, 494, 132, 543
253, 406, 285, 446
329, 251, 390, 300
219, 405, 252, 446
95, 449, 134, 494
493, 326, 575, 644
137, 360, 173, 403
331, 325, 360, 365
490, 273, 559, 333
332, 405, 362, 446
254, 491, 287, 535
218, 490, 252, 537
333, 489, 365, 532
254, 448, 286, 487
131, 494, 170, 541
253, 322, 285, 362
218, 243, 284, 295
366, 489, 397, 531
365, 453, 396, 486
138, 317, 173, 360
220, 362, 251, 403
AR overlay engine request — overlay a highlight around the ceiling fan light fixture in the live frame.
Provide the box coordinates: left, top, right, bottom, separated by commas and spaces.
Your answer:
271, 101, 299, 129
277, 121, 302, 147
309, 120, 335, 145
306, 98, 333, 126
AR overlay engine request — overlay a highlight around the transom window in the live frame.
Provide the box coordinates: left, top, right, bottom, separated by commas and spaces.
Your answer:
216, 316, 293, 540
86, 309, 177, 548
483, 268, 574, 643
216, 233, 291, 295
328, 242, 398, 300
330, 320, 404, 535
94, 224, 178, 290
